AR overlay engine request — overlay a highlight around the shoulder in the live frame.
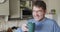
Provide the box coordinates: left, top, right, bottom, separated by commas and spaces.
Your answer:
45, 17, 57, 25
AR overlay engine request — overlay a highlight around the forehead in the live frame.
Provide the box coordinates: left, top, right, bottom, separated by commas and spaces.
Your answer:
33, 6, 44, 11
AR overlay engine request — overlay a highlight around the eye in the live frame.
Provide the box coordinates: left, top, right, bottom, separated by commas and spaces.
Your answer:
39, 10, 44, 12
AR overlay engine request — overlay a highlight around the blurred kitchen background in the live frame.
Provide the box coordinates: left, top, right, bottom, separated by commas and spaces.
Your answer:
0, 0, 60, 32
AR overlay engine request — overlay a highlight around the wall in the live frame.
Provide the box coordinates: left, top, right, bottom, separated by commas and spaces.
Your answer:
56, 0, 60, 26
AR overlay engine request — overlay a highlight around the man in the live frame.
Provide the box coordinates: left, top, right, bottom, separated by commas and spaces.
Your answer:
20, 1, 60, 32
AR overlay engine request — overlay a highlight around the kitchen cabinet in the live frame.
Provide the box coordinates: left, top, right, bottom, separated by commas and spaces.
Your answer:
9, 0, 20, 18
0, 0, 9, 21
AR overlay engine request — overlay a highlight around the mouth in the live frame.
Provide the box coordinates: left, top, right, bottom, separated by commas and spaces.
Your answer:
35, 16, 40, 18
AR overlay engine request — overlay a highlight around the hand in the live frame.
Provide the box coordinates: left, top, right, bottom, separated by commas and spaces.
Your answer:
22, 24, 28, 32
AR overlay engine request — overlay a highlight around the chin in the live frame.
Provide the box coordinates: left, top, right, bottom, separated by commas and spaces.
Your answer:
34, 18, 41, 21
34, 17, 43, 21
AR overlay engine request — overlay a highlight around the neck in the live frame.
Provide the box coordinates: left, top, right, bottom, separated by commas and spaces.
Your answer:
40, 17, 45, 21
37, 17, 45, 22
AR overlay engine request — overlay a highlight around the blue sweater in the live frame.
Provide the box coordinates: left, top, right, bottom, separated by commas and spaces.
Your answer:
16, 17, 60, 32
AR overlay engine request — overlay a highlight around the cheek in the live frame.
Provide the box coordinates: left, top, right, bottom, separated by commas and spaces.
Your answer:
32, 12, 36, 16
36, 12, 44, 16
38, 12, 44, 16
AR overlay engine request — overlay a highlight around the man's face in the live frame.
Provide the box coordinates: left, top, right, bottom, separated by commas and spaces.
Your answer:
32, 6, 46, 21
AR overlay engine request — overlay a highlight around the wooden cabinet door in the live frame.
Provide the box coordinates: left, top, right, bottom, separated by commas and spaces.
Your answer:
10, 0, 20, 18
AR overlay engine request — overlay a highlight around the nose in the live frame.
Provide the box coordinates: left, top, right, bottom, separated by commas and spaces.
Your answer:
35, 13, 39, 16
